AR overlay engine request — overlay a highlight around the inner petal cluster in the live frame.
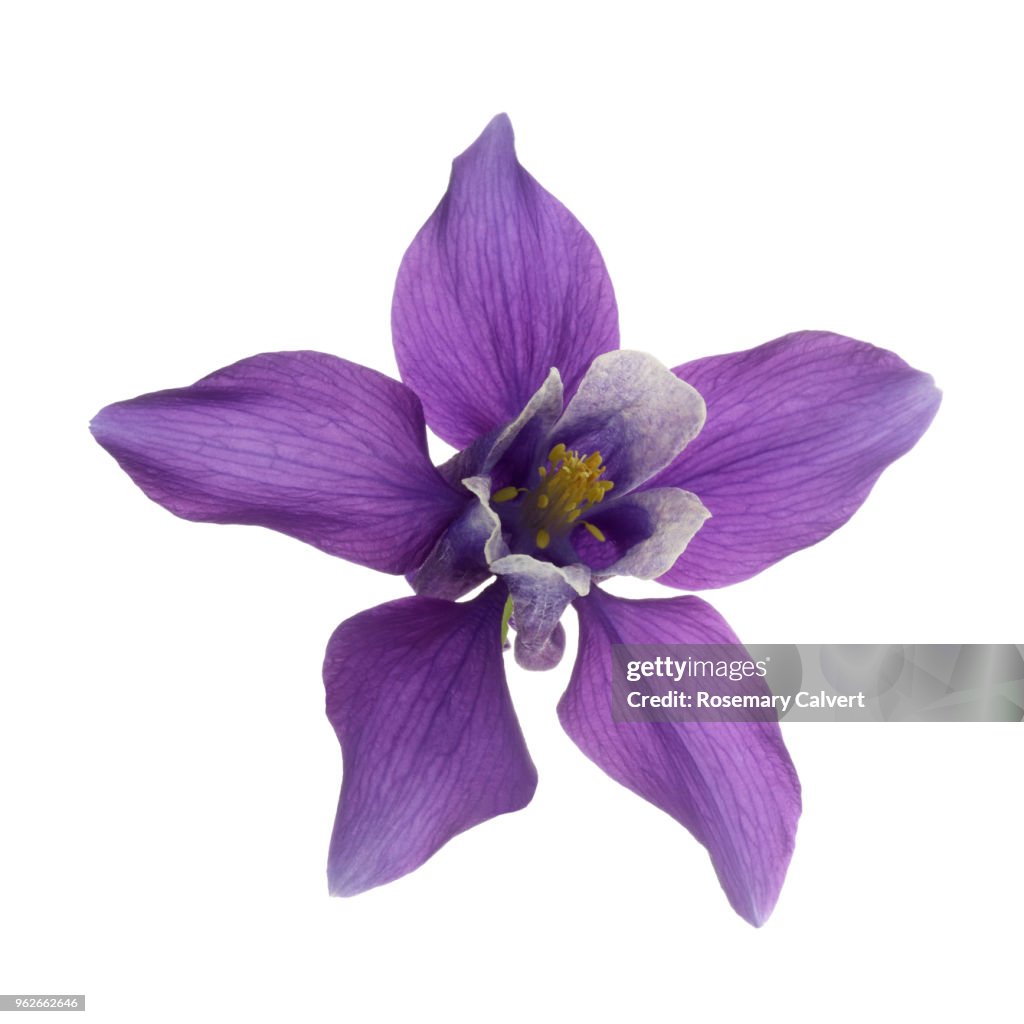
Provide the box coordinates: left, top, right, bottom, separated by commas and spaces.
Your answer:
493, 443, 615, 551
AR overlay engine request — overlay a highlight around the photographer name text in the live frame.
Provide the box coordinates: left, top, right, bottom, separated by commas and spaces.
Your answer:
624, 689, 866, 711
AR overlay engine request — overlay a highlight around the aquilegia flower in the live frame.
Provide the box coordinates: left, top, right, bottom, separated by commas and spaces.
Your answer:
91, 115, 940, 926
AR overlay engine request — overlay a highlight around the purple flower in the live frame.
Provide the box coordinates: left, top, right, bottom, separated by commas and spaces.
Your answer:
91, 115, 940, 926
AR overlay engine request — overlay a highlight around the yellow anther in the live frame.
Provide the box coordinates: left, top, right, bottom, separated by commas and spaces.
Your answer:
492, 440, 615, 554
492, 485, 522, 503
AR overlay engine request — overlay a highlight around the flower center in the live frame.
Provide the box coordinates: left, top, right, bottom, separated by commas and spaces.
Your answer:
493, 442, 615, 550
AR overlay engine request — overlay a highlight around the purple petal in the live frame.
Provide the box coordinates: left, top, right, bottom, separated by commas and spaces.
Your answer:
91, 351, 465, 575
550, 351, 706, 494
393, 114, 619, 448
572, 487, 709, 580
488, 555, 589, 670
324, 585, 536, 896
651, 331, 942, 590
559, 587, 801, 926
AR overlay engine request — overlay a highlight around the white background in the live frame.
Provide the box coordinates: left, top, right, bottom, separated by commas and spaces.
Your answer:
2, 3, 1021, 1022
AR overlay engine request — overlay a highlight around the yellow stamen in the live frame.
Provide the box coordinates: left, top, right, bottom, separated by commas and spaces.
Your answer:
492, 442, 614, 552
492, 485, 522, 503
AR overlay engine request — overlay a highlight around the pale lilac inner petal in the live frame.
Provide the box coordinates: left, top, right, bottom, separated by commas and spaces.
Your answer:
489, 554, 590, 671
410, 476, 509, 599
574, 487, 709, 580
436, 369, 565, 493
549, 350, 706, 494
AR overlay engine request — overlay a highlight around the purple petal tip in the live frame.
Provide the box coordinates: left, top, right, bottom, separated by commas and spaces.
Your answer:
483, 111, 513, 140
456, 113, 516, 168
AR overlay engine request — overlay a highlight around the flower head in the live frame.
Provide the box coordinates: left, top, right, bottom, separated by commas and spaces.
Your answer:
91, 115, 940, 926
